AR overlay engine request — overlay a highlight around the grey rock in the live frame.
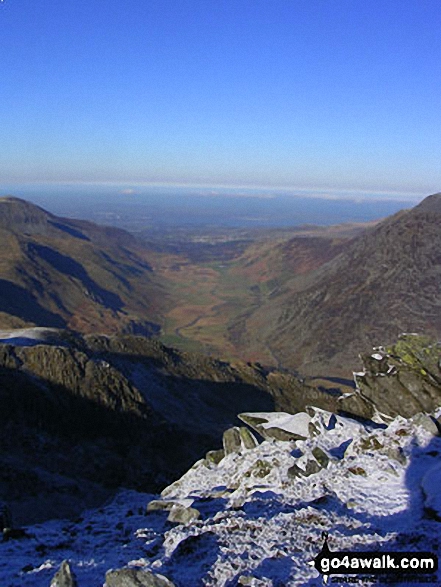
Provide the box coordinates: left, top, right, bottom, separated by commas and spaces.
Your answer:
358, 435, 384, 452
304, 459, 322, 476
312, 447, 330, 468
239, 412, 311, 441
287, 458, 321, 479
338, 390, 375, 421
239, 426, 259, 449
50, 560, 78, 587
308, 421, 321, 437
381, 445, 407, 465
105, 568, 175, 587
247, 459, 272, 478
205, 449, 225, 465
411, 413, 441, 436
287, 464, 304, 479
341, 335, 441, 420
223, 426, 258, 455
167, 505, 200, 525
223, 427, 243, 455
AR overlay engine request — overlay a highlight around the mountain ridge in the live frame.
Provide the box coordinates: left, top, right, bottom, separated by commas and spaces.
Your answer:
0, 196, 166, 336
240, 193, 441, 374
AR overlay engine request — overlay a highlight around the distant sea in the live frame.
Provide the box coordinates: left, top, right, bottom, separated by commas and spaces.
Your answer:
0, 183, 424, 230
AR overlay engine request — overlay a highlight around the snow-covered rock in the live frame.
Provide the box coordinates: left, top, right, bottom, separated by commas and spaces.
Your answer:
238, 411, 312, 441
1, 408, 440, 586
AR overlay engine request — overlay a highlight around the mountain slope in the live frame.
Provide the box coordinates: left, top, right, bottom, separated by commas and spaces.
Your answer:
0, 196, 164, 335
1, 329, 335, 525
2, 393, 440, 585
243, 194, 441, 375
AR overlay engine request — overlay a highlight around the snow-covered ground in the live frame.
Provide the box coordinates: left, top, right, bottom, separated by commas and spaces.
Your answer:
0, 328, 73, 347
1, 408, 440, 586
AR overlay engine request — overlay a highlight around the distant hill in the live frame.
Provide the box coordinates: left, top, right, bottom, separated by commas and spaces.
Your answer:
0, 196, 165, 335
242, 193, 441, 375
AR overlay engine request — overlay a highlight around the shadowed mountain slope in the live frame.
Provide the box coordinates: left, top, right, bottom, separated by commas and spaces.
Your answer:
0, 196, 164, 335
0, 330, 338, 524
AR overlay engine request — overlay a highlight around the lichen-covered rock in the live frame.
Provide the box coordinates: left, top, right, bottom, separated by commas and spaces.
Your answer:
50, 560, 78, 587
245, 459, 272, 478
223, 427, 243, 455
340, 335, 441, 420
105, 568, 175, 586
239, 426, 259, 449
288, 458, 321, 479
205, 449, 225, 465
359, 435, 384, 451
223, 426, 258, 455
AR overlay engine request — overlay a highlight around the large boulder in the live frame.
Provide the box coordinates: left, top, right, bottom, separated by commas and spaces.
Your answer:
339, 334, 441, 420
105, 568, 175, 587
239, 412, 311, 441
222, 426, 259, 455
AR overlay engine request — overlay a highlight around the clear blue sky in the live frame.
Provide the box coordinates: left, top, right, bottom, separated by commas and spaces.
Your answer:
1, 0, 440, 194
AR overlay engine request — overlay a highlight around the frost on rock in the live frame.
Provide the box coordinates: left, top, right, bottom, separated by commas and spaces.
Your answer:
238, 411, 312, 441
1, 406, 441, 586
343, 334, 441, 420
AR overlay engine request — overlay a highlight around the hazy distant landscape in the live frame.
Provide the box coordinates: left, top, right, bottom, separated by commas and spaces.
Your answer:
1, 183, 420, 230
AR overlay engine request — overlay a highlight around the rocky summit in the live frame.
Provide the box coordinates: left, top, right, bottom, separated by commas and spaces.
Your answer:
1, 402, 440, 586
0, 337, 440, 586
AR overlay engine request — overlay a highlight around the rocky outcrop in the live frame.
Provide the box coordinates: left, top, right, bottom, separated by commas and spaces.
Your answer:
2, 398, 441, 586
340, 334, 441, 420
50, 561, 78, 587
